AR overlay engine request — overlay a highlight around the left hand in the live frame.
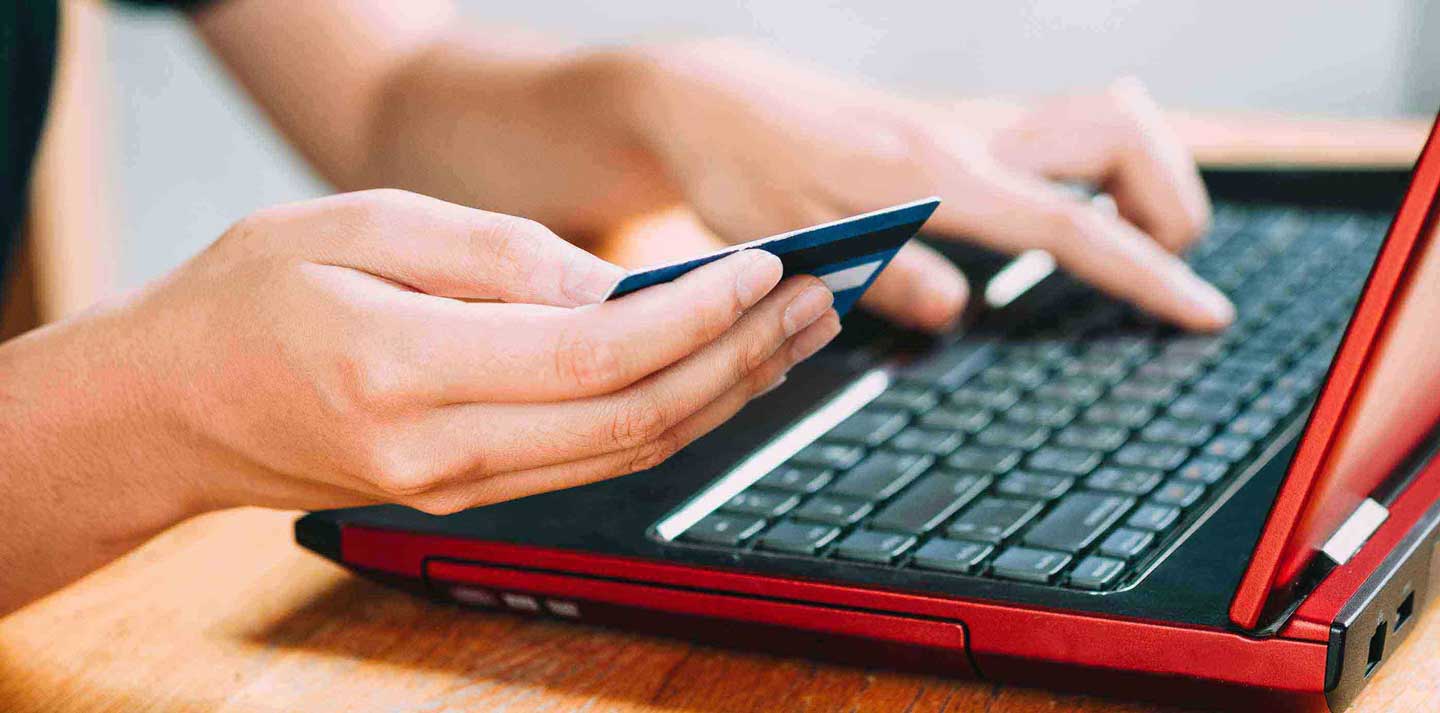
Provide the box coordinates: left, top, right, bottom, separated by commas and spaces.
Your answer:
610, 41, 1232, 333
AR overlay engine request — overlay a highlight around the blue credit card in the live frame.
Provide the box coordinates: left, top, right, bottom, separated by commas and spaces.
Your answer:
605, 198, 940, 315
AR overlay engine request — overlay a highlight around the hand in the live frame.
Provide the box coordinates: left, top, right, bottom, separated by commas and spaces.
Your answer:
8, 189, 840, 521
612, 42, 1233, 333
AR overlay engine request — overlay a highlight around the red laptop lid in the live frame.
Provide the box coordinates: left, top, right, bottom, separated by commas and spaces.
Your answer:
1229, 114, 1440, 629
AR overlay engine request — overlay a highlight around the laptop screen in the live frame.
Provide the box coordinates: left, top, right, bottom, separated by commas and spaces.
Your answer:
1231, 116, 1440, 627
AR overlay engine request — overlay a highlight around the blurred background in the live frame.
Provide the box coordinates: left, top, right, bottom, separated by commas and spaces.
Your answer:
100, 0, 1440, 290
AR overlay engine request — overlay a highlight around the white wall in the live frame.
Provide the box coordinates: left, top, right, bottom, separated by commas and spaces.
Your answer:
106, 0, 1437, 288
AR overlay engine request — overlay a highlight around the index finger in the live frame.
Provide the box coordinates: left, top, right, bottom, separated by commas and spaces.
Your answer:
379, 249, 788, 403
926, 163, 1233, 331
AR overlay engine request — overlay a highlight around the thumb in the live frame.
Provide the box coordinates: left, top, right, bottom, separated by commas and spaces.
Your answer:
302, 189, 624, 306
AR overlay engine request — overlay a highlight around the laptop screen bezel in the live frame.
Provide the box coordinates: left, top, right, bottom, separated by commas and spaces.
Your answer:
1229, 112, 1440, 629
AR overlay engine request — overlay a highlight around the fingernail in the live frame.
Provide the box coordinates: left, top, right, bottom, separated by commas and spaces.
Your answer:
1184, 272, 1236, 326
789, 311, 842, 362
564, 258, 625, 305
734, 251, 784, 309
756, 374, 788, 398
917, 269, 968, 332
782, 285, 835, 337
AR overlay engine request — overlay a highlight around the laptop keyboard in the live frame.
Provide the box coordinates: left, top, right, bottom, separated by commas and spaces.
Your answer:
667, 202, 1389, 591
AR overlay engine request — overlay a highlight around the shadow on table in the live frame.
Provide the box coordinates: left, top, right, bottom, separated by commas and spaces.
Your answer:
240, 576, 1216, 713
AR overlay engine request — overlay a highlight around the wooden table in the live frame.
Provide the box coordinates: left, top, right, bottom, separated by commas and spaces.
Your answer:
3, 116, 1437, 713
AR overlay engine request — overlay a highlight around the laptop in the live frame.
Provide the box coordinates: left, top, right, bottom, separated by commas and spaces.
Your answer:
296, 112, 1440, 711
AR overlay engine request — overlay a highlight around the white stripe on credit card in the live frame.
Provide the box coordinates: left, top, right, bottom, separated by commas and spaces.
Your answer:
818, 259, 883, 292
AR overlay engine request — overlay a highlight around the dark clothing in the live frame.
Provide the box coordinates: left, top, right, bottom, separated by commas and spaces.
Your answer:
1, 1, 59, 289
1, 0, 209, 294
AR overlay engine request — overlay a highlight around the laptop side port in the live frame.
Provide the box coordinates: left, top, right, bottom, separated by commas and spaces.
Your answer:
1394, 590, 1415, 632
1363, 620, 1386, 678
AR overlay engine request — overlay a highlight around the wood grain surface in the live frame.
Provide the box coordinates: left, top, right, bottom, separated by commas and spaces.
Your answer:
0, 507, 1436, 713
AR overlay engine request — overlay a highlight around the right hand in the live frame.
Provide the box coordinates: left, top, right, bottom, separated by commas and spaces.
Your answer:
102, 189, 840, 516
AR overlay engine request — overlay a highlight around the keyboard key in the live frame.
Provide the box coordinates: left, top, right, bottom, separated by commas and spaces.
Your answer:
1151, 481, 1206, 508
1054, 423, 1129, 451
900, 341, 997, 389
949, 384, 1021, 411
888, 427, 965, 456
1027, 447, 1103, 476
832, 530, 916, 563
976, 421, 1051, 450
1069, 555, 1127, 590
682, 513, 765, 546
945, 446, 1023, 474
828, 409, 908, 447
1162, 335, 1226, 361
947, 497, 1043, 543
871, 384, 940, 413
870, 472, 991, 534
980, 362, 1048, 390
1228, 412, 1279, 438
1006, 401, 1077, 428
791, 442, 865, 470
1251, 391, 1300, 415
919, 406, 993, 433
1203, 435, 1254, 462
722, 490, 801, 518
1127, 503, 1181, 532
756, 465, 833, 494
1140, 418, 1215, 447
757, 521, 840, 554
830, 451, 934, 501
1058, 357, 1129, 384
1114, 442, 1190, 471
1085, 467, 1163, 496
1110, 378, 1179, 405
991, 546, 1072, 584
1176, 457, 1229, 485
996, 471, 1074, 500
911, 538, 993, 574
1085, 401, 1155, 428
1022, 492, 1134, 553
1033, 379, 1104, 406
1137, 356, 1203, 382
1098, 528, 1154, 559
1168, 394, 1239, 423
791, 495, 872, 526
1191, 369, 1264, 399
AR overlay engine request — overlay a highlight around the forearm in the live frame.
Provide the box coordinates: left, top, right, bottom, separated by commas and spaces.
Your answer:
194, 0, 675, 242
362, 36, 677, 242
0, 300, 204, 614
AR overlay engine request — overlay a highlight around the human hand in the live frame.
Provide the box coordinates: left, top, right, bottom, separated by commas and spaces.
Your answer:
611, 42, 1233, 333
105, 190, 840, 516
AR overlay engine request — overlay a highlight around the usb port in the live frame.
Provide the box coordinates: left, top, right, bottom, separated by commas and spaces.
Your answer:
1365, 620, 1387, 677
1395, 591, 1415, 632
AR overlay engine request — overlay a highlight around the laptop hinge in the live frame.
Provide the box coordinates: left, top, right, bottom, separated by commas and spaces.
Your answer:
1320, 498, 1389, 565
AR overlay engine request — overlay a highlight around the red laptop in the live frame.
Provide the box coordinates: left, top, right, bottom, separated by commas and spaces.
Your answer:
297, 112, 1440, 711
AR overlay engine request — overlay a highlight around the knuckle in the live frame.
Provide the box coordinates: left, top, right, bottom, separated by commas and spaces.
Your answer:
607, 394, 670, 450
327, 352, 408, 415
623, 430, 683, 474
357, 441, 442, 498
554, 328, 627, 393
404, 492, 472, 517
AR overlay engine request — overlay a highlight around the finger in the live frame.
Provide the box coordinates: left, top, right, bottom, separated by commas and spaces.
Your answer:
400, 314, 843, 515
925, 164, 1232, 331
399, 279, 835, 485
858, 241, 970, 332
371, 248, 786, 403
292, 188, 625, 305
987, 79, 1211, 252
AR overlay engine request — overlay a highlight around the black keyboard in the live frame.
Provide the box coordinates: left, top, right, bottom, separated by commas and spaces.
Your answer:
665, 202, 1389, 591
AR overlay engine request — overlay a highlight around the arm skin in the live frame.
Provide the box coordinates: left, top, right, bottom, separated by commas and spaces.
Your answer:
192, 0, 676, 246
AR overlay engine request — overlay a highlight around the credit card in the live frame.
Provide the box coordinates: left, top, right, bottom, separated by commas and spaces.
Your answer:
605, 198, 940, 315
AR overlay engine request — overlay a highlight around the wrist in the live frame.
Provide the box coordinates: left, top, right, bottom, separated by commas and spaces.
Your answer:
0, 296, 212, 546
